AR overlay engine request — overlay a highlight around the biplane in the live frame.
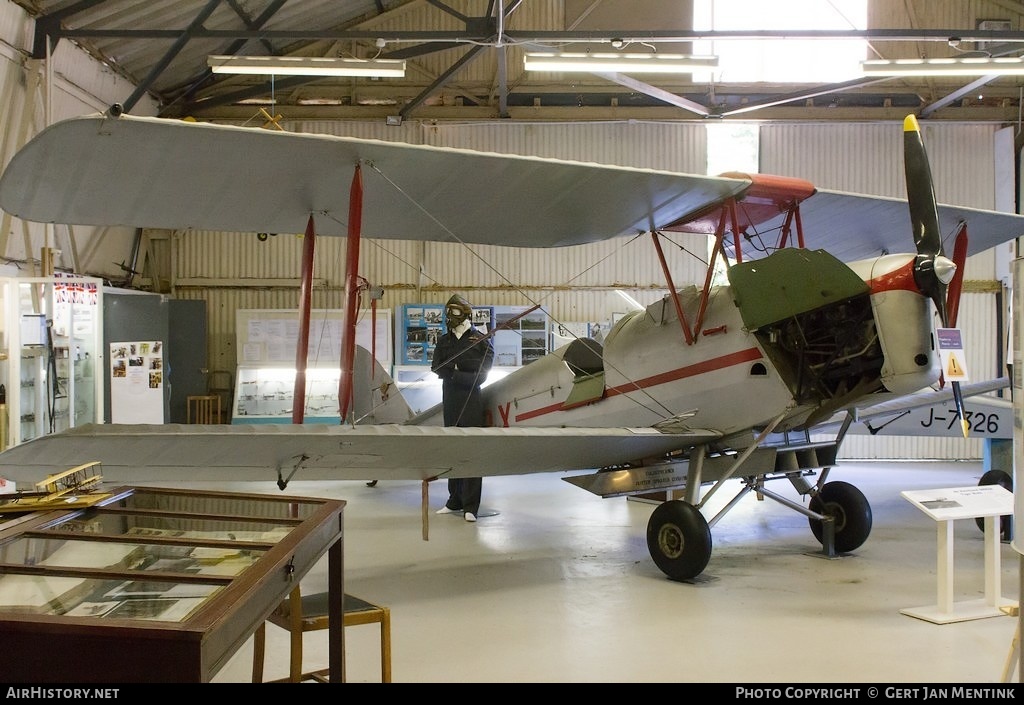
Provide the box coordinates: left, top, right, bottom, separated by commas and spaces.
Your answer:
0, 108, 1021, 581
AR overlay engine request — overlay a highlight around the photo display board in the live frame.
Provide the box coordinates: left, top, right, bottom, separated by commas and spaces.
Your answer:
396, 304, 494, 366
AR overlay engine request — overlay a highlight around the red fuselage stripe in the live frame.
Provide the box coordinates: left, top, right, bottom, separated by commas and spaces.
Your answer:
512, 347, 764, 423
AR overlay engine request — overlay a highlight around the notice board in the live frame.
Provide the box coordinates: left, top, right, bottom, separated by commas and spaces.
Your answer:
109, 340, 164, 424
235, 308, 392, 368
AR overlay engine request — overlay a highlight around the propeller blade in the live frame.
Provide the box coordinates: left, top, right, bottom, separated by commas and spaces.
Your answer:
950, 381, 969, 438
946, 226, 969, 437
904, 116, 969, 438
946, 225, 968, 328
904, 115, 949, 325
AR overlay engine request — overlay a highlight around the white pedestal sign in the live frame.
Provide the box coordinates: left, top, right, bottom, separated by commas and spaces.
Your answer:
900, 484, 1015, 624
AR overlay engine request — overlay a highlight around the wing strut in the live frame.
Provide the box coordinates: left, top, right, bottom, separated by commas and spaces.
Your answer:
338, 165, 364, 422
651, 232, 694, 345
292, 215, 317, 424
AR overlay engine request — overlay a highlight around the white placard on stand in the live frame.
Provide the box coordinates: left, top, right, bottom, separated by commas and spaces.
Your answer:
900, 484, 1015, 624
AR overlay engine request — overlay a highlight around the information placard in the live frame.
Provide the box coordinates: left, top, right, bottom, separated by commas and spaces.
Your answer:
900, 483, 1013, 521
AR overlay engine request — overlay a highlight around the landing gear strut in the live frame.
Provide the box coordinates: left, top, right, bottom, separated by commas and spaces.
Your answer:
644, 477, 874, 581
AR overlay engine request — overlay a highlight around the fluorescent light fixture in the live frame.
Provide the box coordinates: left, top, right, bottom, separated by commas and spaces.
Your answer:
523, 52, 718, 73
861, 56, 1024, 76
208, 55, 406, 77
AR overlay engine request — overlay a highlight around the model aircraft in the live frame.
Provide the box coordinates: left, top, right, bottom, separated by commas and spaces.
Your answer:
0, 108, 1022, 582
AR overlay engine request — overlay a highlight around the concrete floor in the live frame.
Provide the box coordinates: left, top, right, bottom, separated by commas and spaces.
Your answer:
191, 460, 1019, 683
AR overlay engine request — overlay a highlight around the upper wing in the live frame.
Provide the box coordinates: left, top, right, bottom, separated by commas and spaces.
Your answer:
6, 112, 1021, 260
0, 423, 721, 484
664, 179, 1024, 262
759, 189, 1023, 261
0, 112, 749, 247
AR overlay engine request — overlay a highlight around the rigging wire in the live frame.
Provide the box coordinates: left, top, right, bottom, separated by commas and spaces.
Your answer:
346, 161, 690, 421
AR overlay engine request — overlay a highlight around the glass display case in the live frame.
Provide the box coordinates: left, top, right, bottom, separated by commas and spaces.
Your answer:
232, 365, 342, 424
231, 307, 392, 424
0, 485, 345, 682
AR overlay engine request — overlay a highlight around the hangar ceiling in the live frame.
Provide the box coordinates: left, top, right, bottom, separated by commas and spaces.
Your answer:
10, 0, 1024, 123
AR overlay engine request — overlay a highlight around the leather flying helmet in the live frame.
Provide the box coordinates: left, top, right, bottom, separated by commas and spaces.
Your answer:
445, 294, 473, 329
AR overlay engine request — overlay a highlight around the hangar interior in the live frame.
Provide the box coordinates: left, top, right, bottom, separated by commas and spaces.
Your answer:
0, 0, 1021, 683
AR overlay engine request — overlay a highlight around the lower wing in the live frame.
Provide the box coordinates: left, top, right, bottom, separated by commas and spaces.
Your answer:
0, 424, 720, 485
816, 377, 1011, 438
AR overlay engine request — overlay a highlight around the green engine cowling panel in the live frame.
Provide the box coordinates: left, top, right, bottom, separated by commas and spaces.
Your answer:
728, 249, 870, 331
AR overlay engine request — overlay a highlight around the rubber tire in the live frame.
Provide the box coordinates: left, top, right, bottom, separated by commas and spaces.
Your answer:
807, 480, 873, 553
646, 500, 712, 582
974, 469, 1012, 539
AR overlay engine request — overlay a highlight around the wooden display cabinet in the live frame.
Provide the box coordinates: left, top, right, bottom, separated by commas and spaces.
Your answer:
0, 485, 345, 683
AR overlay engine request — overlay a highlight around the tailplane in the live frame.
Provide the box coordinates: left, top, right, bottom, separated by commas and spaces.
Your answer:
352, 346, 415, 424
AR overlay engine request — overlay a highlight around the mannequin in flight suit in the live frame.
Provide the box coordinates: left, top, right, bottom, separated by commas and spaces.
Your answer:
431, 294, 495, 522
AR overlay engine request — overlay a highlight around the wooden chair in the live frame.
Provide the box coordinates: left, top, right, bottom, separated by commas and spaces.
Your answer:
187, 394, 221, 424
252, 586, 392, 683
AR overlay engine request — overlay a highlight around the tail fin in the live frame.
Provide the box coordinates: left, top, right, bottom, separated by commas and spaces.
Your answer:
351, 346, 414, 424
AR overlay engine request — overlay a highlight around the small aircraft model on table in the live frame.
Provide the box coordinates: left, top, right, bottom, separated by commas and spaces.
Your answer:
0, 461, 111, 513
0, 108, 1021, 581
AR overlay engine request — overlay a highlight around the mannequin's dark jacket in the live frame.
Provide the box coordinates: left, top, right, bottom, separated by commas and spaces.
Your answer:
430, 326, 495, 427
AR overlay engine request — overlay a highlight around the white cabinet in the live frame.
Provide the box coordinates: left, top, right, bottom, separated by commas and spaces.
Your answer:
0, 277, 103, 450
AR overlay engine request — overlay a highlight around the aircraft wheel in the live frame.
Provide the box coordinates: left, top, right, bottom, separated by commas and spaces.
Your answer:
974, 469, 1012, 539
808, 481, 872, 553
646, 500, 712, 581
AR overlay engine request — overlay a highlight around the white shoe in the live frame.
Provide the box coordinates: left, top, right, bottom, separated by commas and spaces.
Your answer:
464, 512, 476, 522
436, 506, 459, 515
